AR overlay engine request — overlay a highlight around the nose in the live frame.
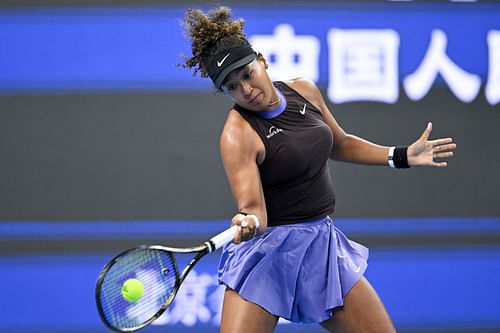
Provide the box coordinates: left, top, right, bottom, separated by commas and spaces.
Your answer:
240, 81, 252, 97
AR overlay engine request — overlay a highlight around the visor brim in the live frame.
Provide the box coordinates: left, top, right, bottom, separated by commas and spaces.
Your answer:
215, 53, 256, 89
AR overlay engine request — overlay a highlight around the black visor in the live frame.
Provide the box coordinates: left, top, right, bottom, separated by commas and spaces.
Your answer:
207, 46, 257, 89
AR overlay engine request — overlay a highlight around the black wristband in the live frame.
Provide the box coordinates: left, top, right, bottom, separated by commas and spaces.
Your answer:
393, 146, 410, 169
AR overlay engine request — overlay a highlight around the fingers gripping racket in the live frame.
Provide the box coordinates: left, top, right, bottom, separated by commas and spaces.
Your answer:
95, 226, 237, 332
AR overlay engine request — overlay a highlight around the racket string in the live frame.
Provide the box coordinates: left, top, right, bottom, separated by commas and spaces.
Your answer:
98, 248, 179, 329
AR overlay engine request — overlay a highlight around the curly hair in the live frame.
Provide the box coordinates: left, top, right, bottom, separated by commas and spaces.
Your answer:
181, 7, 251, 78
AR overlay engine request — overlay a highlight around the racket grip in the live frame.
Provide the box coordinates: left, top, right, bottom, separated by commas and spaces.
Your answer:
208, 225, 238, 252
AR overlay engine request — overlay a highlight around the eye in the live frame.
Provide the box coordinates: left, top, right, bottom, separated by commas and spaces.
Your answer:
244, 70, 253, 79
223, 83, 237, 93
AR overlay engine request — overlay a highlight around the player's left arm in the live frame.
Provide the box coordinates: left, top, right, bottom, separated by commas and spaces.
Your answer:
289, 78, 456, 167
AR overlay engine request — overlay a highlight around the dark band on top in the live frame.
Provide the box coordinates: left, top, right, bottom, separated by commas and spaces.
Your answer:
207, 46, 257, 89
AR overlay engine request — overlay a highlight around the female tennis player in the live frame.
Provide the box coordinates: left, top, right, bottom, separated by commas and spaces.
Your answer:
181, 7, 455, 333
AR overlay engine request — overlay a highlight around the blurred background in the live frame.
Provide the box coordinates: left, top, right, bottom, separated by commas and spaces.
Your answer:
0, 0, 499, 332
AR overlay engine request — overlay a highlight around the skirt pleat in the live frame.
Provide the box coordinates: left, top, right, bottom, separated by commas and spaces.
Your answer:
217, 216, 369, 323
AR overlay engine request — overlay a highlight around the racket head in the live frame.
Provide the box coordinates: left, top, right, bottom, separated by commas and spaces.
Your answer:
95, 246, 180, 332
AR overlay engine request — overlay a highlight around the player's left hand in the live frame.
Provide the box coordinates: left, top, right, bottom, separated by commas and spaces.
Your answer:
407, 122, 456, 167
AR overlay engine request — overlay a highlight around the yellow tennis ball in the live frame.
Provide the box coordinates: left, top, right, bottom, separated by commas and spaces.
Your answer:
121, 278, 144, 303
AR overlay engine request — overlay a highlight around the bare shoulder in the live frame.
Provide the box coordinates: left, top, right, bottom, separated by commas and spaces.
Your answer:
221, 109, 251, 144
283, 78, 319, 92
220, 109, 264, 163
282, 78, 325, 111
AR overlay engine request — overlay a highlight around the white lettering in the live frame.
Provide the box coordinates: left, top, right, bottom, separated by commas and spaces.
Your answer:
250, 24, 320, 82
327, 29, 400, 104
486, 30, 500, 105
403, 29, 481, 103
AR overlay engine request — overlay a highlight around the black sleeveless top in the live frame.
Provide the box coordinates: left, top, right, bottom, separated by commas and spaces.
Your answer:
234, 81, 335, 226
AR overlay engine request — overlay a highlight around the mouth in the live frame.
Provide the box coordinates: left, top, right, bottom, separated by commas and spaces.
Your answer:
248, 92, 263, 105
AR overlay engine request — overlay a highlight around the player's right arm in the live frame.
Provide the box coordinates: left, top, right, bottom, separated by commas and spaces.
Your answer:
220, 109, 267, 243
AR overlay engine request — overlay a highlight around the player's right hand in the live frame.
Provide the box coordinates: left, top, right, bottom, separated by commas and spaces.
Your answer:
231, 213, 260, 244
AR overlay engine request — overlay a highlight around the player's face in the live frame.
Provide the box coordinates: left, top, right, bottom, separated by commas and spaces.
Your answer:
221, 58, 279, 112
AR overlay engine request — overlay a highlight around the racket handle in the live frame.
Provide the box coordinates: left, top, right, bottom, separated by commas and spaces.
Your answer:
208, 225, 238, 252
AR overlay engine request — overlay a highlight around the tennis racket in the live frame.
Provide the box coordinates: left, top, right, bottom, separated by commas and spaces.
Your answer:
95, 225, 237, 332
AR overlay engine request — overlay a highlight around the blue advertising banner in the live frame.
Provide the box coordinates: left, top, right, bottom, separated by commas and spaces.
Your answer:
0, 4, 498, 104
1, 218, 500, 332
2, 244, 500, 332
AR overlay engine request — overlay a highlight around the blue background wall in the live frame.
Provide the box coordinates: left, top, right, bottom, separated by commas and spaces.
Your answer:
0, 1, 499, 332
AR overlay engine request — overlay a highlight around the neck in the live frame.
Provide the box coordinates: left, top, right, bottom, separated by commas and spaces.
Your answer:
257, 87, 287, 119
268, 97, 280, 107
268, 88, 281, 108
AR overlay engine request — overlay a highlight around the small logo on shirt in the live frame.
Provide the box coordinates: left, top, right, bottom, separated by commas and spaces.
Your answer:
266, 126, 283, 139
299, 103, 306, 115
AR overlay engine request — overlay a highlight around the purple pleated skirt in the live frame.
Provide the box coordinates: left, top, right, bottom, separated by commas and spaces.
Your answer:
217, 216, 369, 323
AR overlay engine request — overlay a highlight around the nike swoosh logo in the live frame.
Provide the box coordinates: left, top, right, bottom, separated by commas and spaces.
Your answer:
299, 103, 306, 115
217, 53, 231, 67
